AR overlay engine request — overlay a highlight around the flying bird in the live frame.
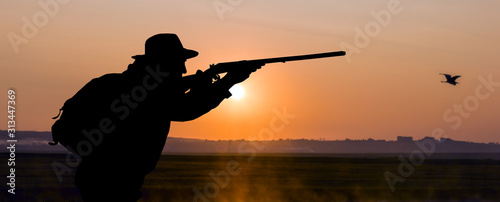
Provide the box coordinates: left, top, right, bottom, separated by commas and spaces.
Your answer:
440, 73, 461, 86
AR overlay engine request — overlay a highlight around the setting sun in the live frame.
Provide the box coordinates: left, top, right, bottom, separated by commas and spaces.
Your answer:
229, 84, 245, 100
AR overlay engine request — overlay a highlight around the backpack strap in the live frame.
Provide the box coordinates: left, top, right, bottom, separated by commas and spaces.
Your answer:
52, 108, 63, 119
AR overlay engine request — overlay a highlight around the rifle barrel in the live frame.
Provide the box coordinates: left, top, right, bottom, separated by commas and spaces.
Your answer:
209, 51, 346, 74
247, 51, 346, 64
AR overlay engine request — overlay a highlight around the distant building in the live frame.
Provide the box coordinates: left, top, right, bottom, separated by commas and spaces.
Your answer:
397, 136, 413, 143
422, 136, 437, 142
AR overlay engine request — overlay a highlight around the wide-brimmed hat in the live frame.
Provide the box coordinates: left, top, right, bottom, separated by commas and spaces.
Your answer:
132, 33, 198, 60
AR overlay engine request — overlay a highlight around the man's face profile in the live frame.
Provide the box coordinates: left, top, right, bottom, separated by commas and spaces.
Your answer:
159, 57, 187, 75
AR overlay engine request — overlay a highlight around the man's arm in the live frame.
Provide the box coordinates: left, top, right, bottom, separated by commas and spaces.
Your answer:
170, 63, 261, 122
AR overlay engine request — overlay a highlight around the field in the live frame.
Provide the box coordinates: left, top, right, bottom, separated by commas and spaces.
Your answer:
1, 153, 499, 201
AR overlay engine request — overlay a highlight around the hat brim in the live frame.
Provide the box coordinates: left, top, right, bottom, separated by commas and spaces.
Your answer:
184, 48, 198, 59
132, 48, 198, 60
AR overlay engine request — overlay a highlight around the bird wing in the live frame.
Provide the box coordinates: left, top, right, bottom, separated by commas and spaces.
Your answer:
451, 75, 461, 80
441, 74, 452, 80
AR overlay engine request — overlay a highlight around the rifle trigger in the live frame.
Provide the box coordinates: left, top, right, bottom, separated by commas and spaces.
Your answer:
214, 74, 221, 81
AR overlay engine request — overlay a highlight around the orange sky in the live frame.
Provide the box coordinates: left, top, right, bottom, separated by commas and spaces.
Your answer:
1, 0, 500, 143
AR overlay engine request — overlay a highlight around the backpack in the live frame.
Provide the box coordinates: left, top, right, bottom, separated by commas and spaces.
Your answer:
50, 74, 123, 155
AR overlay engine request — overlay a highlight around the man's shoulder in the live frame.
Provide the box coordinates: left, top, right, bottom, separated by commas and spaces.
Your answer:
85, 73, 127, 87
75, 73, 127, 96
93, 73, 124, 82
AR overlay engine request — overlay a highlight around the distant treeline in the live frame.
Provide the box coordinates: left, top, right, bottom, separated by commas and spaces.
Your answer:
2, 131, 499, 155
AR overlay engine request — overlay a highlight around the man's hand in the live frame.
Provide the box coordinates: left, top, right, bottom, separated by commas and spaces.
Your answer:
186, 70, 213, 92
222, 61, 263, 85
195, 70, 213, 84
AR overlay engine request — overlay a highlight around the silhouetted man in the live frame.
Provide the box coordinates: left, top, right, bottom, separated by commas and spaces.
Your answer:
73, 33, 260, 201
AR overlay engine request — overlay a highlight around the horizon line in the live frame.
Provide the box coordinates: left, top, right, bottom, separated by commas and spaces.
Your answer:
1, 130, 498, 144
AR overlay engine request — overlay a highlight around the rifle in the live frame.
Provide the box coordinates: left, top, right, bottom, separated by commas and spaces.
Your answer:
206, 51, 346, 77
181, 51, 345, 89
